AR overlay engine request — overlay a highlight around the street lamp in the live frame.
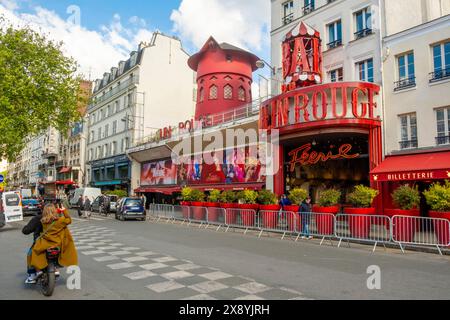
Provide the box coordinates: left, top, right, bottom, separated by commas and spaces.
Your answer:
256, 59, 276, 76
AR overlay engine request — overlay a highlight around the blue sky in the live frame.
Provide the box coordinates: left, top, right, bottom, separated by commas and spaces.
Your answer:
19, 0, 181, 35
0, 0, 271, 81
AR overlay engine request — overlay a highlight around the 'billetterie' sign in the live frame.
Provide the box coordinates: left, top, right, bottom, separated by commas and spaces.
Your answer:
259, 82, 380, 130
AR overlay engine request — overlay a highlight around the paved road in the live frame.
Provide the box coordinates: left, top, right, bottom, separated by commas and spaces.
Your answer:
0, 211, 449, 300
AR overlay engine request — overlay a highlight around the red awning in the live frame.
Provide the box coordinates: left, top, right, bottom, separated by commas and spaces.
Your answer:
370, 151, 450, 182
59, 167, 72, 174
190, 183, 265, 192
135, 186, 181, 195
56, 180, 75, 185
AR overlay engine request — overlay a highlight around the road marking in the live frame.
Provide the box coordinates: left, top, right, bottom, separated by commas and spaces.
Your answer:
123, 256, 149, 263
188, 281, 228, 294
161, 271, 194, 280
140, 263, 167, 271
94, 256, 120, 262
233, 282, 270, 294
199, 271, 233, 281
152, 257, 177, 263
124, 270, 156, 280
146, 281, 184, 293
107, 262, 136, 270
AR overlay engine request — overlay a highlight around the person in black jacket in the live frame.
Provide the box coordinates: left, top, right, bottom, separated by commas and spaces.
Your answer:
299, 196, 313, 240
83, 196, 91, 219
77, 197, 83, 217
22, 213, 43, 283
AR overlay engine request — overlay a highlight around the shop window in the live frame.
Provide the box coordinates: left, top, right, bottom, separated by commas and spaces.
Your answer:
209, 85, 218, 100
118, 165, 129, 179
224, 85, 233, 100
238, 86, 246, 101
106, 167, 115, 180
93, 169, 101, 182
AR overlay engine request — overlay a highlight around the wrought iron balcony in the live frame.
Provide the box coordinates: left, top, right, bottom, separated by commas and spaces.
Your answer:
429, 67, 450, 83
354, 28, 373, 40
302, 3, 315, 15
399, 139, 418, 150
327, 39, 342, 50
282, 13, 294, 25
394, 77, 416, 91
436, 135, 450, 145
90, 75, 139, 108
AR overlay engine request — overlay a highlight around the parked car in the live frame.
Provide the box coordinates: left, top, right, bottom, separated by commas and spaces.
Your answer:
107, 195, 119, 213
115, 197, 145, 221
90, 196, 102, 213
22, 198, 42, 216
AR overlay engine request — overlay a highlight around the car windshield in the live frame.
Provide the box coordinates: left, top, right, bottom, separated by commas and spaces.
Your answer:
125, 199, 142, 206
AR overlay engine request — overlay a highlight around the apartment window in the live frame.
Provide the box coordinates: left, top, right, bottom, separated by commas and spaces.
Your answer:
105, 124, 109, 138
329, 68, 343, 82
115, 101, 120, 113
327, 20, 342, 49
125, 137, 130, 149
209, 85, 218, 100
356, 58, 374, 82
303, 0, 315, 15
354, 7, 372, 39
90, 130, 95, 142
104, 144, 108, 157
436, 107, 450, 145
112, 121, 117, 134
224, 85, 233, 100
98, 127, 102, 140
399, 114, 418, 149
111, 141, 117, 155
431, 41, 450, 82
282, 1, 294, 25
395, 52, 416, 90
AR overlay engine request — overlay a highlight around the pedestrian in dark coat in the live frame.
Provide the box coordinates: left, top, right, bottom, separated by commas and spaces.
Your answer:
299, 197, 313, 239
77, 197, 83, 217
83, 196, 91, 219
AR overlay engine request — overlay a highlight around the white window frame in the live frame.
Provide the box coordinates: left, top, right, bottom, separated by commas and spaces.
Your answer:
399, 113, 418, 147
436, 107, 450, 144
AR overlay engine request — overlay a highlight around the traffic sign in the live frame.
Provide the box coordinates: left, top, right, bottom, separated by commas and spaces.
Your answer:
0, 175, 4, 183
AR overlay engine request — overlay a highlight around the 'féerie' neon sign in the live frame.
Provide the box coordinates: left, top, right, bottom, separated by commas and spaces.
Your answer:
288, 143, 360, 172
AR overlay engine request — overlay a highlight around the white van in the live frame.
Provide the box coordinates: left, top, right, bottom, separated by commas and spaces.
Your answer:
69, 188, 102, 208
1, 191, 24, 225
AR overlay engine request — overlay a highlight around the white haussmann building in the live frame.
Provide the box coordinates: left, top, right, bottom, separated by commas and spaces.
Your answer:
85, 32, 195, 194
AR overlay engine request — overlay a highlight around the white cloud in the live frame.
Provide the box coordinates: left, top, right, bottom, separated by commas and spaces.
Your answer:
170, 0, 270, 52
0, 2, 154, 80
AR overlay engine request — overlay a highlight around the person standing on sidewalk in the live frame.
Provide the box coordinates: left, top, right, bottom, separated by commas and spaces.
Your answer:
83, 196, 91, 219
299, 196, 313, 240
77, 196, 83, 217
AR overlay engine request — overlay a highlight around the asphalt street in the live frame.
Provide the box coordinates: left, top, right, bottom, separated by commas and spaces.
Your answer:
0, 210, 449, 300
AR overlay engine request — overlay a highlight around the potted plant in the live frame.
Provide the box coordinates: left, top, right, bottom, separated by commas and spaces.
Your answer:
190, 189, 206, 221
285, 188, 308, 212
205, 189, 221, 222
344, 185, 379, 239
219, 190, 237, 209
219, 190, 238, 225
315, 189, 341, 235
205, 189, 221, 208
258, 190, 280, 229
385, 185, 421, 242
285, 188, 308, 232
180, 187, 194, 219
236, 190, 259, 227
424, 181, 450, 246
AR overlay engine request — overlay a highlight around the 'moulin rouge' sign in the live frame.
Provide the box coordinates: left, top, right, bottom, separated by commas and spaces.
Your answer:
259, 82, 380, 130
288, 143, 360, 172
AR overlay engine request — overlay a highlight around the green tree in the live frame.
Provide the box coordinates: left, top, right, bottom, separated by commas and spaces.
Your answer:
0, 17, 84, 161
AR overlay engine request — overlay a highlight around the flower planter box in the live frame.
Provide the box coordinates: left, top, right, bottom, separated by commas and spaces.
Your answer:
283, 205, 300, 212
385, 208, 420, 242
190, 202, 206, 221
204, 202, 220, 222
237, 204, 260, 210
286, 212, 301, 232
259, 205, 281, 229
344, 208, 376, 239
429, 211, 450, 246
180, 201, 191, 219
314, 206, 339, 235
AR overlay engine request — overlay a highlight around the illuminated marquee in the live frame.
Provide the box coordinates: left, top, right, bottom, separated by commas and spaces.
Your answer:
288, 143, 360, 172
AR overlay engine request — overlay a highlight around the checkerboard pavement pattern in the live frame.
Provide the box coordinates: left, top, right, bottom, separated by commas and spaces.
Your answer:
69, 223, 310, 300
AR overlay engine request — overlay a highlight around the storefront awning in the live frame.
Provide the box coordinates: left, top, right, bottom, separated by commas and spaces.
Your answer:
56, 180, 75, 185
135, 186, 181, 195
190, 183, 265, 192
59, 167, 72, 174
370, 151, 450, 182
